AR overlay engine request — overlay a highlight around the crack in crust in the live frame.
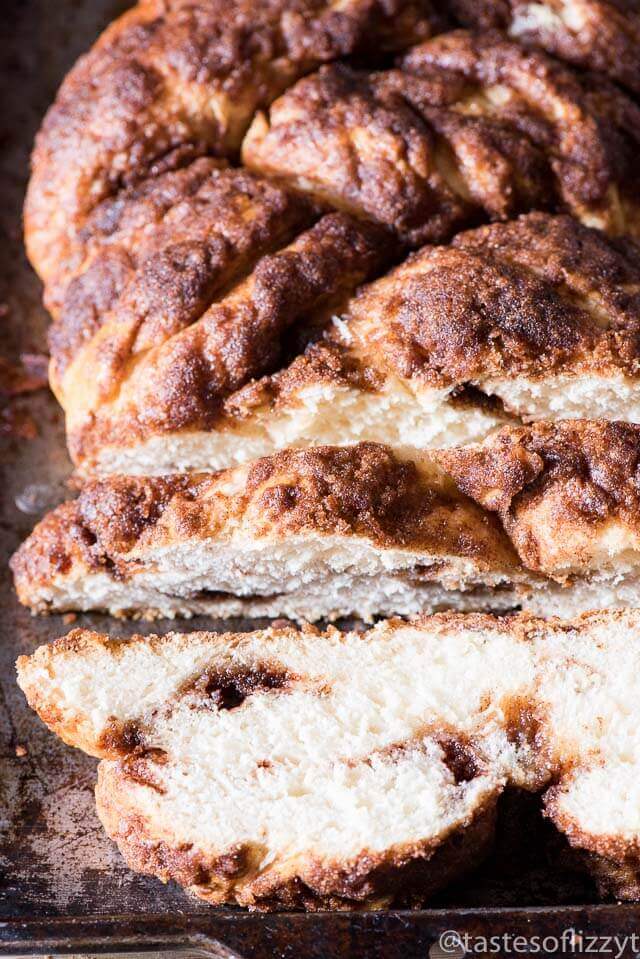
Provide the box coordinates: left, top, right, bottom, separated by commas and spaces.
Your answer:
448, 0, 640, 95
244, 30, 640, 244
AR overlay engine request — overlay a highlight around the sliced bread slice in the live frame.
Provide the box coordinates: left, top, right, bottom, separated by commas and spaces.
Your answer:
77, 211, 640, 478
10, 443, 529, 621
15, 425, 640, 622
17, 610, 640, 908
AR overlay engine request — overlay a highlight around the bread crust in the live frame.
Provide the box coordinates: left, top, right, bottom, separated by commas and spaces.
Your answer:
344, 212, 640, 388
244, 30, 640, 241
48, 162, 315, 383
16, 422, 640, 614
448, 0, 640, 94
54, 210, 640, 474
249, 213, 640, 442
25, 0, 440, 288
243, 62, 479, 247
437, 420, 640, 576
62, 212, 388, 467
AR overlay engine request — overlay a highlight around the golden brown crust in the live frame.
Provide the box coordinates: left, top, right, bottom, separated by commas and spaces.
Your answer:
244, 30, 640, 243
48, 162, 315, 381
10, 443, 520, 609
243, 62, 479, 246
95, 759, 498, 910
448, 0, 640, 94
340, 212, 640, 387
24, 0, 442, 288
400, 30, 640, 230
437, 420, 640, 575
62, 212, 388, 465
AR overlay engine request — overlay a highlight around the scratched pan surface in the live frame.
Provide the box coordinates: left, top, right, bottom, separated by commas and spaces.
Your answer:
0, 4, 637, 956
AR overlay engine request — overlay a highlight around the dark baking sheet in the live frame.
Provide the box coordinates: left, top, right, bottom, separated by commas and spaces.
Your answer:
2, 3, 640, 955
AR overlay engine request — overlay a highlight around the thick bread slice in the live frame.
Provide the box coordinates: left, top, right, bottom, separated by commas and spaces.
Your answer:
65, 212, 640, 477
448, 0, 640, 94
24, 0, 441, 290
14, 428, 640, 622
244, 31, 640, 241
17, 610, 640, 908
438, 420, 640, 606
10, 443, 531, 621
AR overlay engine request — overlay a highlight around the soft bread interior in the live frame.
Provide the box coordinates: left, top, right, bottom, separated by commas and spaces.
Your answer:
20, 524, 640, 622
86, 371, 640, 479
92, 378, 508, 477
14, 428, 640, 622
19, 535, 523, 622
484, 372, 640, 425
16, 619, 531, 907
17, 611, 640, 907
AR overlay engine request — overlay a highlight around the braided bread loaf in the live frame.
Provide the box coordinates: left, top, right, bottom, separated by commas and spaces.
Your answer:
16, 1, 640, 911
24, 3, 640, 476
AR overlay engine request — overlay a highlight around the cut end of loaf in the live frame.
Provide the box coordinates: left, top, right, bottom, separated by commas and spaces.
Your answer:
17, 610, 640, 908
